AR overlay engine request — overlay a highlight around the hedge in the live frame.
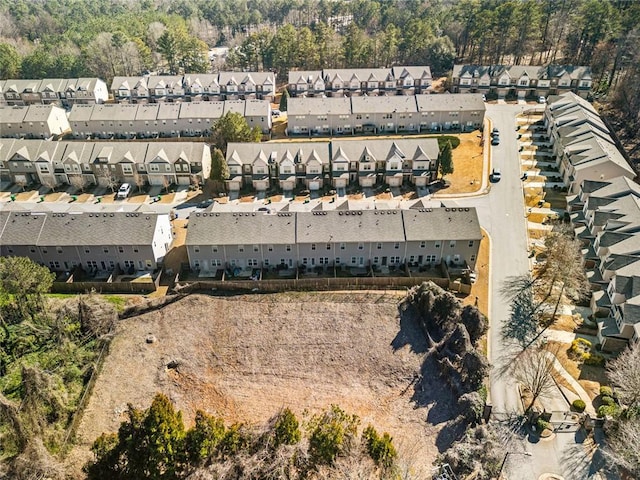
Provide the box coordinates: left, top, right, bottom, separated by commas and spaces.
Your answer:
572, 399, 586, 413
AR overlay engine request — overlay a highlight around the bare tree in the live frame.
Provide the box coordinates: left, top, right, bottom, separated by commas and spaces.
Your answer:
69, 174, 87, 193
604, 417, 640, 477
97, 168, 118, 193
132, 170, 146, 193
607, 343, 640, 410
41, 177, 57, 193
190, 174, 201, 192
14, 178, 27, 192
502, 225, 590, 338
161, 175, 171, 194
512, 345, 557, 413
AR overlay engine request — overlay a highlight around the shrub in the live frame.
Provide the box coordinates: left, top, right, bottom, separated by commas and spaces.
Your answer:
569, 338, 592, 360
600, 386, 614, 398
601, 396, 615, 407
572, 399, 586, 413
597, 404, 618, 418
362, 425, 397, 469
584, 353, 606, 366
273, 408, 301, 447
437, 135, 461, 150
536, 418, 552, 433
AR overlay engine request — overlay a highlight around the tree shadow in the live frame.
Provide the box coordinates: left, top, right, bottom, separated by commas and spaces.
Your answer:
559, 429, 619, 480
391, 305, 430, 355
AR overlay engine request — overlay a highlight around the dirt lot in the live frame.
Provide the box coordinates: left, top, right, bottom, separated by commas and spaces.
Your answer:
66, 292, 458, 477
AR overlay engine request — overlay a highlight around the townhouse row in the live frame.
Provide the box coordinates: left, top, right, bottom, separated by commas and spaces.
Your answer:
0, 78, 109, 107
68, 100, 272, 139
110, 72, 276, 103
452, 64, 592, 99
287, 66, 432, 98
569, 177, 640, 351
0, 100, 272, 140
225, 138, 440, 192
0, 211, 172, 274
544, 92, 635, 194
0, 139, 211, 189
287, 94, 485, 136
185, 207, 482, 276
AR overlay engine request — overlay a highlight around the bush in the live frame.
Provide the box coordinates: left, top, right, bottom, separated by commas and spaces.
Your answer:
600, 386, 614, 398
536, 418, 552, 433
584, 353, 606, 366
601, 396, 615, 407
598, 404, 618, 418
362, 425, 397, 469
572, 399, 586, 413
569, 338, 592, 361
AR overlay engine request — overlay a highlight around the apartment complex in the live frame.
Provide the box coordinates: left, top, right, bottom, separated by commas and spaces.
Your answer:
545, 92, 634, 194
0, 139, 211, 188
0, 78, 108, 107
570, 177, 640, 351
0, 211, 172, 273
110, 72, 276, 103
0, 105, 71, 139
451, 64, 592, 99
185, 207, 481, 276
225, 138, 440, 192
68, 100, 271, 139
287, 66, 432, 97
287, 94, 485, 136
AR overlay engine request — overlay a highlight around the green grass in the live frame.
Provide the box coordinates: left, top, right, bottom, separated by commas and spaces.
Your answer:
104, 295, 126, 312
436, 135, 461, 150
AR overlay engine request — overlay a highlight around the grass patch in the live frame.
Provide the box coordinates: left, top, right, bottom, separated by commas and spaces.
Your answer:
103, 295, 126, 312
436, 135, 461, 149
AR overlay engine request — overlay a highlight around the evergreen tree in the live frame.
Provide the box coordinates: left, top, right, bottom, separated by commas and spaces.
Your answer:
279, 88, 289, 112
438, 139, 454, 178
211, 112, 262, 154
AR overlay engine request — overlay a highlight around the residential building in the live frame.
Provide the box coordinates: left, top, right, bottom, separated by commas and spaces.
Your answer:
451, 64, 592, 99
0, 211, 172, 273
68, 100, 270, 139
330, 138, 439, 188
225, 142, 330, 192
287, 66, 432, 98
0, 104, 71, 139
287, 94, 485, 136
110, 72, 276, 103
570, 176, 640, 351
1, 78, 108, 106
545, 92, 635, 194
184, 207, 481, 275
0, 139, 211, 188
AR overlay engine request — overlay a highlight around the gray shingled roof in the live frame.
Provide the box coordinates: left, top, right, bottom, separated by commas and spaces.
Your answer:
288, 97, 352, 116
351, 95, 417, 114
402, 207, 481, 241
415, 93, 485, 112
0, 212, 47, 245
186, 211, 296, 246
297, 210, 405, 243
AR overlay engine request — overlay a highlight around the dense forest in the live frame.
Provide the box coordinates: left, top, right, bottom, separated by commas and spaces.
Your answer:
0, 0, 638, 152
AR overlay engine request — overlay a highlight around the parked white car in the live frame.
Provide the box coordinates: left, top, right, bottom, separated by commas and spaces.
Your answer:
117, 183, 131, 199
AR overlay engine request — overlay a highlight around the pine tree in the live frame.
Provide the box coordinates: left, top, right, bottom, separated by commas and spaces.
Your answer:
438, 140, 454, 178
279, 88, 289, 112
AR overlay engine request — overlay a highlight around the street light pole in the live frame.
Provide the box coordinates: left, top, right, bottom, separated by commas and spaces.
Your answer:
498, 451, 532, 479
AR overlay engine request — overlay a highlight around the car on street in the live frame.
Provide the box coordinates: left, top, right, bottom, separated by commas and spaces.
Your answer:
490, 168, 502, 182
116, 183, 131, 199
491, 135, 500, 145
491, 128, 499, 136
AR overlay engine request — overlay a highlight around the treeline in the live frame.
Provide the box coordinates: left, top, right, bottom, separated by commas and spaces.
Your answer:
86, 395, 399, 480
1, 0, 639, 85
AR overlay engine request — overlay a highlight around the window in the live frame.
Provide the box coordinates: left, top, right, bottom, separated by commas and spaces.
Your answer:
253, 245, 259, 252
470, 254, 476, 262
268, 245, 273, 252
194, 246, 200, 253
84, 247, 90, 253
286, 244, 291, 252
435, 242, 441, 248
118, 246, 124, 253
420, 241, 426, 248
311, 243, 316, 251
335, 257, 341, 265
56, 246, 63, 254
340, 243, 346, 250
351, 257, 357, 265
450, 241, 456, 248
247, 259, 258, 266
377, 243, 382, 250
326, 243, 331, 250
358, 243, 364, 250
264, 258, 270, 266
238, 245, 244, 252
394, 242, 400, 249
30, 247, 36, 253
468, 240, 474, 247
212, 245, 218, 253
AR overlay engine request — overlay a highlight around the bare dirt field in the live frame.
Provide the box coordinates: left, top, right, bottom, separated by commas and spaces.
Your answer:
66, 292, 459, 477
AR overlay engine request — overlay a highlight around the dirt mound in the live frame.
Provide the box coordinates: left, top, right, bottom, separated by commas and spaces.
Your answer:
66, 292, 458, 477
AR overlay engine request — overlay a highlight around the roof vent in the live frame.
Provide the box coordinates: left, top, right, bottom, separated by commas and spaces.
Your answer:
196, 213, 200, 217
358, 211, 362, 215
110, 213, 114, 217
103, 213, 107, 217
393, 211, 397, 214
445, 208, 450, 212
465, 208, 469, 212
339, 211, 343, 216
451, 208, 456, 212
216, 213, 220, 216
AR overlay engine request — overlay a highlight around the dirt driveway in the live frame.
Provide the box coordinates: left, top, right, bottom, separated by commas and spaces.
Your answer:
66, 292, 459, 477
